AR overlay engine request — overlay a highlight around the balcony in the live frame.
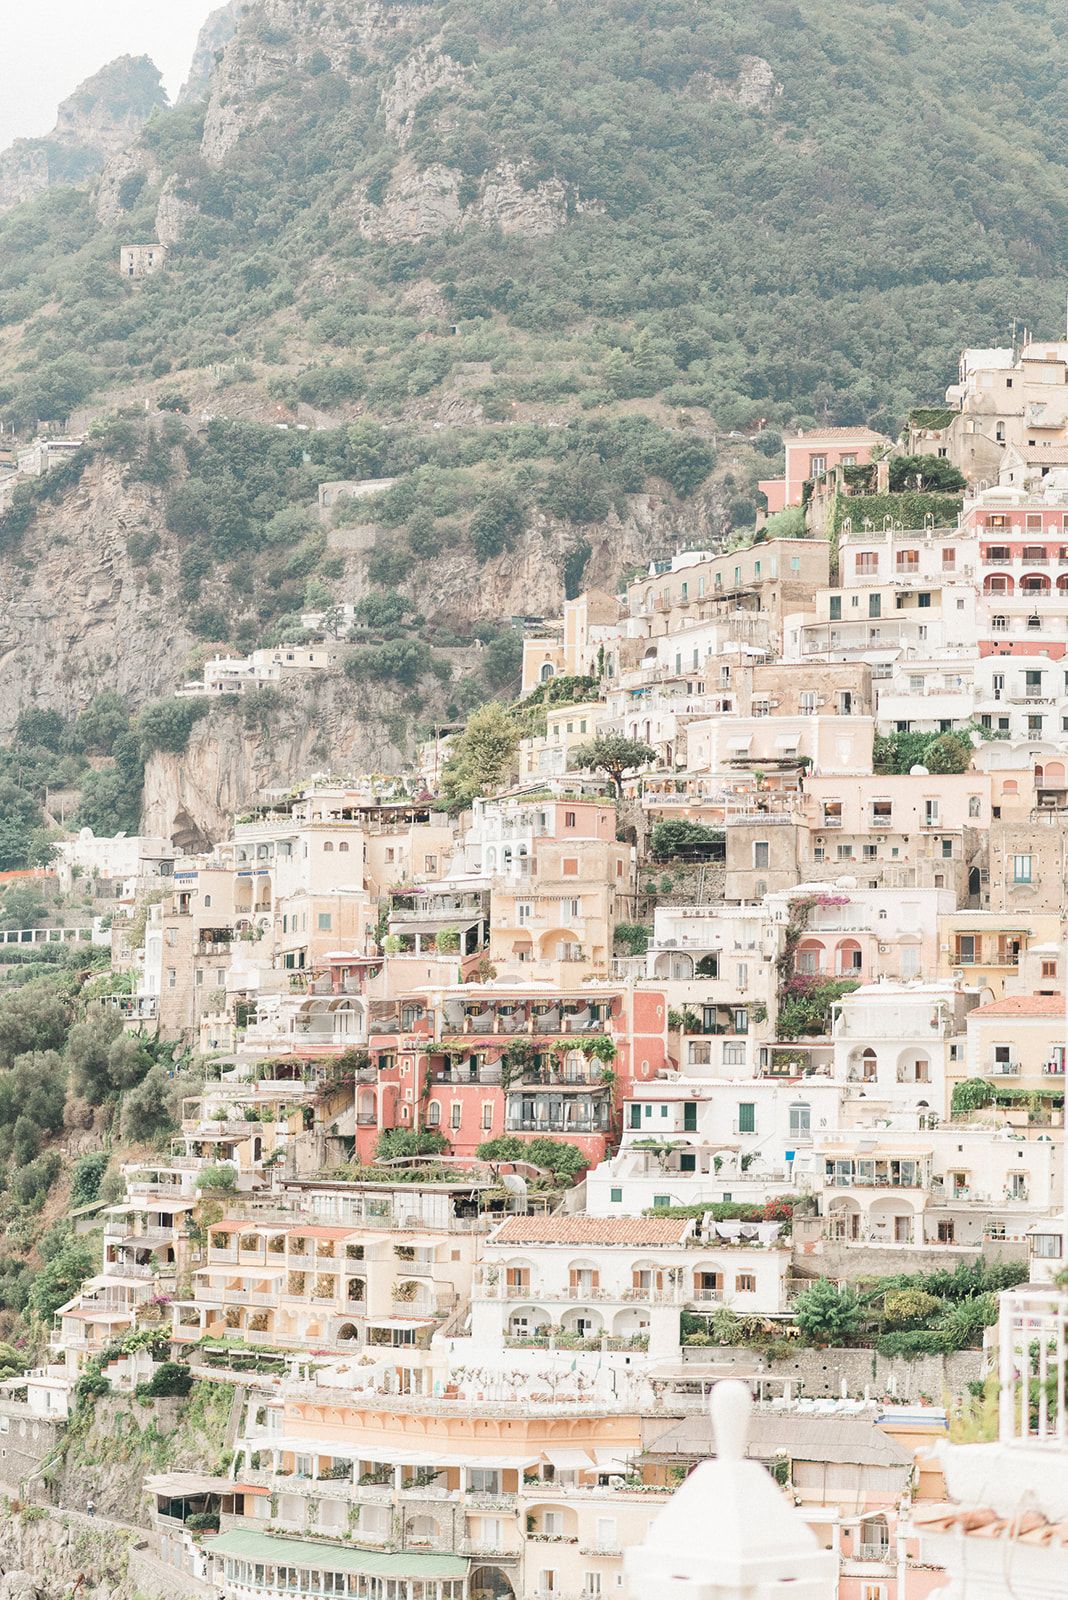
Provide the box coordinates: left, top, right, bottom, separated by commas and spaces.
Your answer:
989, 1061, 1021, 1076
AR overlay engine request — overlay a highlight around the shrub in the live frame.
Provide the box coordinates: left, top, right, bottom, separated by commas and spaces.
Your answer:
196, 1164, 237, 1191
614, 922, 651, 956
140, 1361, 194, 1397
69, 1151, 109, 1208
793, 1279, 863, 1345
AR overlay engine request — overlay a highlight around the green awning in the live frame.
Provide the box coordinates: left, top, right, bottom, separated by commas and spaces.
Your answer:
206, 1529, 468, 1578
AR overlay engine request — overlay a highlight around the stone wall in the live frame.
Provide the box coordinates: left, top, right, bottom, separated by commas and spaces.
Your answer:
0, 1405, 64, 1493
679, 1342, 984, 1401
793, 1230, 1030, 1281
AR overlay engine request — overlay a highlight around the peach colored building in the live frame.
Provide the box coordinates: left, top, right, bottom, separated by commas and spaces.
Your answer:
759, 427, 887, 514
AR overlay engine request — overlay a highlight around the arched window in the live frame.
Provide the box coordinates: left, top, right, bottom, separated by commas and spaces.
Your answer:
339, 841, 349, 852
323, 841, 334, 852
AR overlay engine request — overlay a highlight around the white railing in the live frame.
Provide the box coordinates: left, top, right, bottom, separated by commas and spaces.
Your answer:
999, 1287, 1068, 1443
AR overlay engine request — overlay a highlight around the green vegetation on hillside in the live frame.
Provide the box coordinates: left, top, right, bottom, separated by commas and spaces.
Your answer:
0, 0, 1065, 441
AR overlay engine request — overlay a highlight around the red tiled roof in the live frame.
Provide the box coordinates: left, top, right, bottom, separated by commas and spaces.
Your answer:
911, 1502, 1068, 1544
787, 427, 885, 442
490, 1216, 692, 1247
970, 993, 1065, 1017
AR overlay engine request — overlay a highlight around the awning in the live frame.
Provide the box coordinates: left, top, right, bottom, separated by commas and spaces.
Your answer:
727, 736, 752, 752
591, 1446, 636, 1469
366, 1317, 434, 1330
147, 1471, 235, 1498
196, 1265, 286, 1280
206, 1529, 468, 1579
775, 734, 801, 750
542, 1447, 595, 1470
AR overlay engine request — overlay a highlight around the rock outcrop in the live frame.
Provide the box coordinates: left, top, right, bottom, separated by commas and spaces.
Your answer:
179, 0, 244, 104
0, 55, 166, 218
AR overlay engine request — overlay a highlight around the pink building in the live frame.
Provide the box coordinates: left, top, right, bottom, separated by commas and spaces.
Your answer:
759, 426, 887, 514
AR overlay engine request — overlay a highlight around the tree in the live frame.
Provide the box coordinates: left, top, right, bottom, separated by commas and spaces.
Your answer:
14, 708, 65, 751
0, 986, 69, 1067
888, 455, 966, 493
476, 1134, 586, 1180
27, 1239, 94, 1322
72, 693, 135, 756
441, 702, 519, 813
572, 734, 655, 796
0, 883, 49, 931
470, 487, 525, 561
67, 1012, 124, 1104
70, 1152, 109, 1208
793, 1278, 863, 1345
120, 1063, 173, 1142
346, 640, 431, 685
925, 732, 972, 774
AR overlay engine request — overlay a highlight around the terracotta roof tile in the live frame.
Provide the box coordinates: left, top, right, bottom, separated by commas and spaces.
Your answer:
787, 427, 886, 442
970, 993, 1065, 1017
490, 1216, 692, 1247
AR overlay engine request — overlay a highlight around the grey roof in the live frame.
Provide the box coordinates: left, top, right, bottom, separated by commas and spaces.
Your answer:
644, 1409, 914, 1469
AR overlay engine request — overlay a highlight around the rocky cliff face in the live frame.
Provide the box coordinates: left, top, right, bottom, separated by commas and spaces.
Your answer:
142, 685, 414, 844
0, 455, 193, 735
0, 56, 166, 218
179, 0, 245, 104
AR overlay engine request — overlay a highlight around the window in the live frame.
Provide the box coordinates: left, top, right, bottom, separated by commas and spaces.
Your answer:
737, 1102, 756, 1134
585, 1577, 602, 1599
800, 691, 817, 714
426, 1101, 440, 1127
1033, 1233, 1063, 1259
562, 858, 578, 876
652, 1195, 671, 1210
829, 594, 842, 620
868, 593, 881, 618
855, 552, 878, 576
595, 1518, 617, 1550
1013, 854, 1033, 884
628, 1105, 641, 1129
722, 1042, 746, 1066
481, 1103, 493, 1130
753, 841, 769, 868
1042, 959, 1058, 979
517, 901, 532, 924
450, 1103, 462, 1130
317, 913, 332, 931
610, 1187, 622, 1204
789, 1102, 811, 1138
564, 811, 576, 828
809, 454, 827, 478
924, 799, 939, 826
735, 1274, 756, 1293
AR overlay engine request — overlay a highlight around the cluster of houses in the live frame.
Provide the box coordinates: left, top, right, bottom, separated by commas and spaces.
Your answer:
11, 334, 1068, 1600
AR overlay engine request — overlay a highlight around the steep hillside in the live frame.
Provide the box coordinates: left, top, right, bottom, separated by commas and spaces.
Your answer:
0, 0, 1065, 827
0, 55, 164, 218
1, 0, 1066, 429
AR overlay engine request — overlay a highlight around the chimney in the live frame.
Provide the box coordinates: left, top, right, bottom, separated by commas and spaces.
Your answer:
875, 457, 890, 495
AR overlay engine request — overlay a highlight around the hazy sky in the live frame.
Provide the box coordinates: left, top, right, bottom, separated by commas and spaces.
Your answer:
0, 1, 217, 151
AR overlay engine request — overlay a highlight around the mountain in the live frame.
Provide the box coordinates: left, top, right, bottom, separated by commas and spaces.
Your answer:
0, 0, 1064, 839
0, 55, 165, 217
